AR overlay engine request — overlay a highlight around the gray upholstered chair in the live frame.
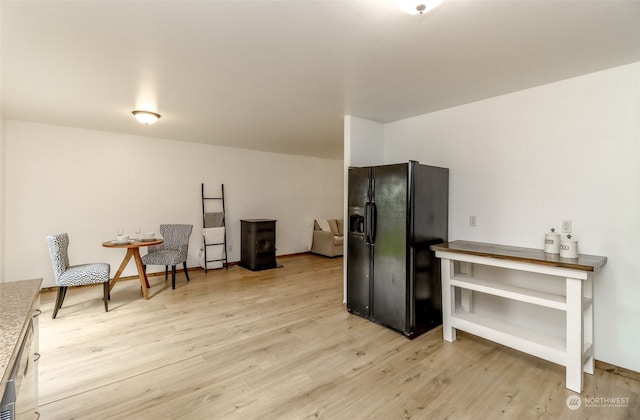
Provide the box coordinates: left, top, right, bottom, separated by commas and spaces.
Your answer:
142, 224, 193, 289
46, 233, 111, 319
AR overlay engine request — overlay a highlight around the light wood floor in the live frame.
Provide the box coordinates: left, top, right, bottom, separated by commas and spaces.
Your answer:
37, 254, 639, 419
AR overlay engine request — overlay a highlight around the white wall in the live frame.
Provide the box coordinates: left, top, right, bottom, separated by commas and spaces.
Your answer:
0, 116, 5, 280
0, 2, 3, 280
383, 62, 640, 372
3, 121, 343, 287
344, 115, 385, 168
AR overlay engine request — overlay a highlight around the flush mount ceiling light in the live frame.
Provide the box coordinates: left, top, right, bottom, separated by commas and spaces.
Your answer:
132, 110, 161, 125
395, 0, 443, 15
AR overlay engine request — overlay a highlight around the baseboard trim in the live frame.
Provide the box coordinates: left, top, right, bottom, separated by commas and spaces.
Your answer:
595, 360, 640, 382
40, 253, 321, 292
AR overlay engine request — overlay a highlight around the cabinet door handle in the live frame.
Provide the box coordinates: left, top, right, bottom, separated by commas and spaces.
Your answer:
33, 309, 42, 317
34, 353, 41, 362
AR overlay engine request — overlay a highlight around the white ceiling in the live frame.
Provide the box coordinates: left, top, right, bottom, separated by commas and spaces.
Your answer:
2, 1, 639, 160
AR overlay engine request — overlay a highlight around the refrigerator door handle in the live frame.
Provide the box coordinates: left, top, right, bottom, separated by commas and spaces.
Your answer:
370, 202, 377, 244
364, 202, 371, 244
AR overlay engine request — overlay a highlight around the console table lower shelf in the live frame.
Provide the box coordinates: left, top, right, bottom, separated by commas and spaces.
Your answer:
431, 240, 607, 393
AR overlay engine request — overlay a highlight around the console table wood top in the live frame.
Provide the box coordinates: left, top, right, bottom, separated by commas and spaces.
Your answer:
431, 240, 607, 273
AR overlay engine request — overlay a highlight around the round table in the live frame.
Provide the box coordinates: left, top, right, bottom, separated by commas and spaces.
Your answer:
102, 239, 163, 300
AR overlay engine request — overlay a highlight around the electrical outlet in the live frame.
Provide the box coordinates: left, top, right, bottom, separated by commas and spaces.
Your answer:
561, 220, 572, 233
469, 215, 477, 227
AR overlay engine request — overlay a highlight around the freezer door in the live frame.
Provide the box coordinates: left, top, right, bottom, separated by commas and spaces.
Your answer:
411, 163, 449, 332
346, 167, 372, 317
370, 163, 409, 333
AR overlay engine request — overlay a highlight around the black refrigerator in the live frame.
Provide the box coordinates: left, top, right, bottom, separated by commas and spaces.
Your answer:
347, 161, 448, 338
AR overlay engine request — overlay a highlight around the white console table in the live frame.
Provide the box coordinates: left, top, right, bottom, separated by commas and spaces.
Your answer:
431, 240, 607, 393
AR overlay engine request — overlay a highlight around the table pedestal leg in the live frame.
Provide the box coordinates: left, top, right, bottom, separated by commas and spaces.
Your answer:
109, 249, 134, 292
131, 248, 150, 300
108, 248, 151, 300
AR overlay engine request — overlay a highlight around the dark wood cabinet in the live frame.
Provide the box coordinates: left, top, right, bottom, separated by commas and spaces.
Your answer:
239, 219, 277, 271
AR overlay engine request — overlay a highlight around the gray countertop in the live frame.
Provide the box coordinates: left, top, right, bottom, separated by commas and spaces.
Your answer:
0, 278, 42, 399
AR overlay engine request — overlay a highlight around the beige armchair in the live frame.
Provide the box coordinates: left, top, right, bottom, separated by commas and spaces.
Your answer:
310, 219, 343, 257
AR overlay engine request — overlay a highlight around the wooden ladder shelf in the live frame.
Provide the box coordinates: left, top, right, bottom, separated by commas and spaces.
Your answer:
201, 183, 228, 272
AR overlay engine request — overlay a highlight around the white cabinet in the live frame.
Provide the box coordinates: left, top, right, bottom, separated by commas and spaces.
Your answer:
432, 241, 607, 393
